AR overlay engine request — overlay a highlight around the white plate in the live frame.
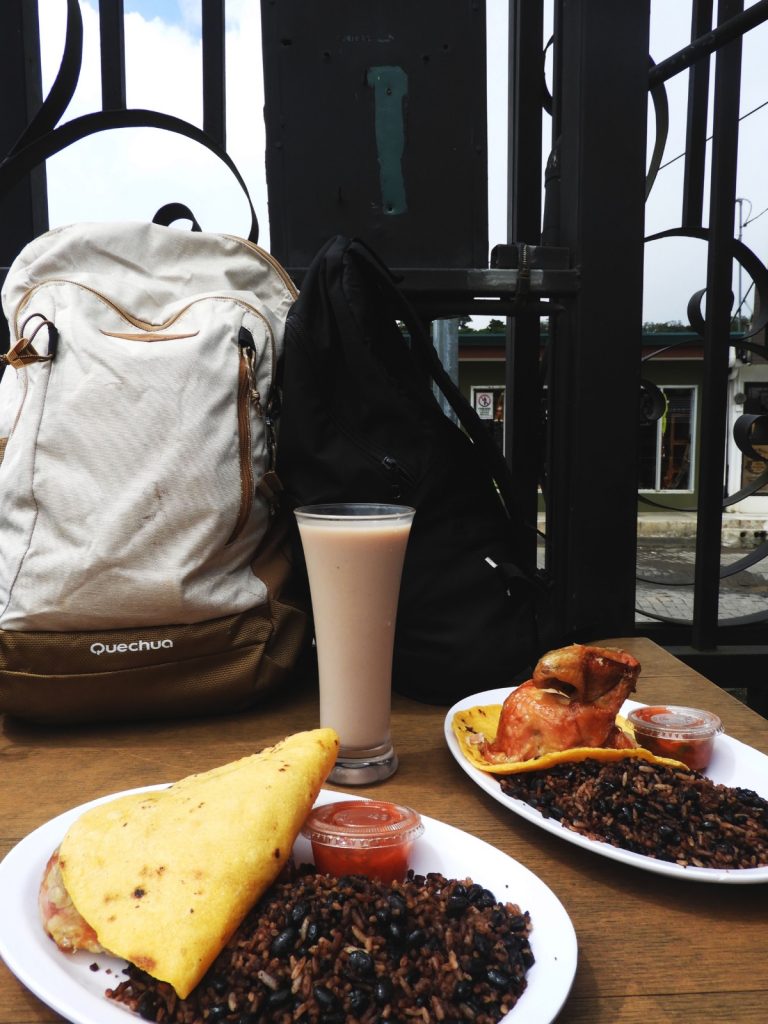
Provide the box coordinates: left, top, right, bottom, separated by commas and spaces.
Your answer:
445, 688, 768, 884
0, 786, 576, 1024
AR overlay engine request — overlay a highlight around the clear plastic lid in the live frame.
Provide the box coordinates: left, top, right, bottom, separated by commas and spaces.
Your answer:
301, 800, 424, 849
627, 705, 723, 739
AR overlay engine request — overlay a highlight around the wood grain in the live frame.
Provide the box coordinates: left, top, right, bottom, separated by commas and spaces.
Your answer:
1, 636, 767, 1024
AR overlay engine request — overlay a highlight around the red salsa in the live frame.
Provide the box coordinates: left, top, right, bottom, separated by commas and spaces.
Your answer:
627, 705, 722, 772
301, 800, 423, 884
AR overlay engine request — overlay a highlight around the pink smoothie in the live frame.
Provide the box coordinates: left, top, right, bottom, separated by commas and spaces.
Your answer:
297, 515, 412, 752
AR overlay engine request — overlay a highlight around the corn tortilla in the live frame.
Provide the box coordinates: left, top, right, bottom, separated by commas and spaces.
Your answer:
57, 728, 339, 998
452, 704, 686, 773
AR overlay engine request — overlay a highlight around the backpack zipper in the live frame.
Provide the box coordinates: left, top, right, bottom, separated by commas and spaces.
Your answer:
333, 417, 417, 500
14, 281, 277, 367
227, 326, 264, 544
224, 236, 299, 300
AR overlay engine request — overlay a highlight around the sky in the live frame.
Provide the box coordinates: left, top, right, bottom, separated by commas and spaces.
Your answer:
35, 0, 768, 328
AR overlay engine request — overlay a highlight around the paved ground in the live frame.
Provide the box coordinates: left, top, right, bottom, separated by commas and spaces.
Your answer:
635, 536, 768, 624
534, 522, 768, 623
634, 536, 767, 709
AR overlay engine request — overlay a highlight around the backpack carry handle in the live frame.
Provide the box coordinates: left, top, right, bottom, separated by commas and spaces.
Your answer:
152, 203, 203, 232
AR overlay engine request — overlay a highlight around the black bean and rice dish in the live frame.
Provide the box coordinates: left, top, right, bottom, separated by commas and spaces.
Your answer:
499, 757, 768, 869
107, 867, 534, 1024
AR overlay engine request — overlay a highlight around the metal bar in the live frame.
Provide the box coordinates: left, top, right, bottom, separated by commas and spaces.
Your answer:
643, 618, 768, 647
404, 298, 555, 320
432, 319, 459, 425
545, 0, 649, 645
285, 265, 578, 295
99, 0, 126, 110
202, 0, 226, 146
648, 0, 768, 88
505, 0, 545, 573
681, 0, 713, 228
0, 0, 48, 354
692, 0, 745, 648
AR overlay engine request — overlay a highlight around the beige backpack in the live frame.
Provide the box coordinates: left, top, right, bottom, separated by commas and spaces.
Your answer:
0, 220, 308, 723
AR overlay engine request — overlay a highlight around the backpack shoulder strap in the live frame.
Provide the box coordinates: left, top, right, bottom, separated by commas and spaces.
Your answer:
343, 238, 529, 531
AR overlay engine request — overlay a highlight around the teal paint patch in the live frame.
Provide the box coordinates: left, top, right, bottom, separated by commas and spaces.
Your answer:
366, 66, 408, 215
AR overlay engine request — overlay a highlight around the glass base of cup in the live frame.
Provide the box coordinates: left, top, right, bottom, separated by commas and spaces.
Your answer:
328, 744, 399, 785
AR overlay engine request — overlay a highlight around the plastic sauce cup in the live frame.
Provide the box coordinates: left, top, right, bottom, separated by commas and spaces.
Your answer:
627, 705, 723, 772
301, 800, 424, 884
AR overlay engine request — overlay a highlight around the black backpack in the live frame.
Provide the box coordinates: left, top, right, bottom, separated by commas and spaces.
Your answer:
275, 236, 541, 704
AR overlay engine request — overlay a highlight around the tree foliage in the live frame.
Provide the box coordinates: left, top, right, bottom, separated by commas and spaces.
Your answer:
641, 320, 692, 333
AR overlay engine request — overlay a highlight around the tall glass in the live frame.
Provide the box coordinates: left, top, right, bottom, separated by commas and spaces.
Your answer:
294, 503, 415, 785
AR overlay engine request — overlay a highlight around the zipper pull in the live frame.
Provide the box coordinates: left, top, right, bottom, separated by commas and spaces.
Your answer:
257, 468, 283, 515
382, 455, 404, 500
238, 326, 263, 416
264, 385, 281, 474
2, 314, 58, 368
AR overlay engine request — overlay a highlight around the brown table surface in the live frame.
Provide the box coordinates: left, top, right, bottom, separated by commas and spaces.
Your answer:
1, 635, 767, 1024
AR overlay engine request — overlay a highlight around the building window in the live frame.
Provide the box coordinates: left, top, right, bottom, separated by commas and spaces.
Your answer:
471, 386, 505, 451
639, 385, 696, 491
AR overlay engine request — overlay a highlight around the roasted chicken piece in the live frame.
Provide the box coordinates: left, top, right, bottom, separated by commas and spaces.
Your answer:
482, 643, 640, 763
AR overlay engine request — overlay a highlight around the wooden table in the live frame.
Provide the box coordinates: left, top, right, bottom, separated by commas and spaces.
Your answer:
1, 636, 767, 1024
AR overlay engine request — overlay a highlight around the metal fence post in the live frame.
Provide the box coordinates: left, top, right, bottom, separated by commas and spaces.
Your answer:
0, 0, 48, 352
543, 0, 650, 643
